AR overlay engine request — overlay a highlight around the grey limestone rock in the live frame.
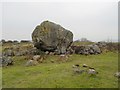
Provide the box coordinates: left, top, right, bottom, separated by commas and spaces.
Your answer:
32, 21, 73, 54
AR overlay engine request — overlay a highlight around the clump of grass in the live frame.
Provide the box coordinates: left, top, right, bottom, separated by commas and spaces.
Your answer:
71, 41, 94, 46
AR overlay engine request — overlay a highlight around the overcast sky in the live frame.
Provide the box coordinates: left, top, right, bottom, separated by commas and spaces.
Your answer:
1, 1, 118, 42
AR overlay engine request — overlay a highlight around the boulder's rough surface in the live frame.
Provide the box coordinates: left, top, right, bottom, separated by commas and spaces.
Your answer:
32, 21, 73, 54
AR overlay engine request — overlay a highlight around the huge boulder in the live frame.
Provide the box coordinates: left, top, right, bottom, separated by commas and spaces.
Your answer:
32, 21, 73, 54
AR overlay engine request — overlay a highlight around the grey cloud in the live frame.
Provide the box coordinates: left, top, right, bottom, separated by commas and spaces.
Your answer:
2, 2, 118, 42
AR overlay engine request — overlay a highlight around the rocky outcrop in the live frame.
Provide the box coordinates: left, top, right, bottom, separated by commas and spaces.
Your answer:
71, 44, 101, 55
32, 21, 73, 54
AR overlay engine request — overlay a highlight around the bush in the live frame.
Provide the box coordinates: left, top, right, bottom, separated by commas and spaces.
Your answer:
106, 42, 118, 52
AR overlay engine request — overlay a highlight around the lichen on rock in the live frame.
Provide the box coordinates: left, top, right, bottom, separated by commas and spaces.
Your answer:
32, 21, 73, 54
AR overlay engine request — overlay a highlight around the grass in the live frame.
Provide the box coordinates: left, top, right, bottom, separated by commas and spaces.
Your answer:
0, 47, 1, 51
2, 52, 118, 88
71, 41, 94, 46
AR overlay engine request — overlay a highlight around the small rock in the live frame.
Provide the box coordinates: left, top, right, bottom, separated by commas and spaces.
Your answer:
33, 55, 41, 61
114, 72, 120, 78
88, 69, 98, 75
83, 64, 88, 67
1, 56, 14, 67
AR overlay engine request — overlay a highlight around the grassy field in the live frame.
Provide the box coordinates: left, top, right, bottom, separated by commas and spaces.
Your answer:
71, 41, 94, 46
2, 52, 118, 88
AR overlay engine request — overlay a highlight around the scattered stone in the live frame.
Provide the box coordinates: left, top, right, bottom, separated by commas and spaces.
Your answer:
1, 56, 14, 67
96, 42, 107, 48
83, 64, 88, 67
72, 65, 85, 74
45, 51, 49, 55
25, 60, 33, 66
114, 72, 120, 78
90, 44, 101, 54
49, 52, 54, 55
25, 60, 38, 67
3, 49, 14, 56
88, 69, 98, 75
72, 65, 79, 68
33, 55, 41, 61
88, 67, 95, 70
74, 69, 85, 74
74, 64, 80, 67
58, 54, 69, 63
27, 48, 39, 55
72, 65, 76, 68
71, 44, 101, 55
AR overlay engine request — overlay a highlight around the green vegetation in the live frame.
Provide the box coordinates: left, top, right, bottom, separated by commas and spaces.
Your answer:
2, 52, 118, 88
0, 46, 2, 53
1, 42, 119, 88
72, 41, 94, 46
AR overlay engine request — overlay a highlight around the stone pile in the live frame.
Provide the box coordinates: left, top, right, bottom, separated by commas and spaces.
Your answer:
71, 44, 101, 55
